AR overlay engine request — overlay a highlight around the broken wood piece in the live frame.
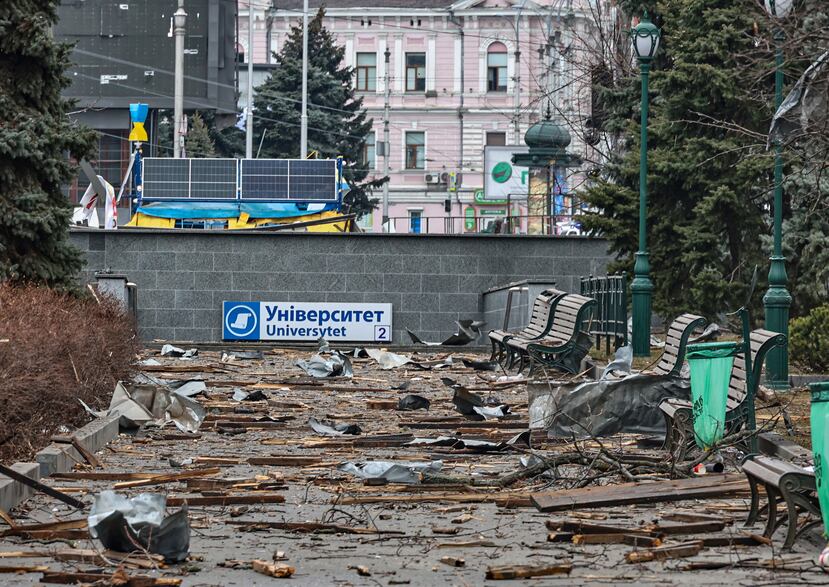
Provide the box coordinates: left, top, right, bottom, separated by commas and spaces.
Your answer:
40, 570, 182, 585
440, 556, 465, 567
0, 464, 85, 510
248, 456, 322, 466
226, 520, 404, 535
366, 399, 398, 410
437, 539, 496, 548
112, 467, 221, 489
649, 520, 726, 535
485, 563, 573, 580
0, 518, 87, 539
573, 533, 660, 546
51, 436, 102, 468
0, 565, 49, 573
252, 559, 295, 578
349, 565, 371, 576
625, 540, 704, 563
335, 492, 529, 505
532, 475, 748, 512
431, 526, 460, 535
546, 520, 654, 536
51, 472, 158, 481
166, 493, 285, 507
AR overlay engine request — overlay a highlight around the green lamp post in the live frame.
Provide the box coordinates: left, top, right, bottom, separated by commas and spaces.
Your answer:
629, 13, 661, 357
763, 0, 793, 389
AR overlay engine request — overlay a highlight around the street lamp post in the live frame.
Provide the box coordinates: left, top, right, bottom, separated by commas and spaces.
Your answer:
763, 0, 793, 389
172, 1, 187, 159
629, 13, 661, 357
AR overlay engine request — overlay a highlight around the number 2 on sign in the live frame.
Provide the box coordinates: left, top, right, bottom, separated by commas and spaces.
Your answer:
375, 325, 390, 342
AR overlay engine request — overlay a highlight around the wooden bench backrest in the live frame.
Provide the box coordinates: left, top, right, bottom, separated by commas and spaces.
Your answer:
547, 293, 596, 342
522, 289, 566, 337
726, 329, 787, 410
653, 314, 707, 376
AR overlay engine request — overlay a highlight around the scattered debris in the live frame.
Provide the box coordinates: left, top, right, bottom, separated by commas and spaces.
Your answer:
485, 564, 573, 580
366, 348, 411, 369
309, 416, 362, 436
397, 394, 431, 411
252, 559, 295, 578
440, 556, 466, 567
338, 461, 443, 484
232, 388, 267, 402
161, 344, 198, 359
461, 358, 500, 371
296, 340, 354, 378
406, 320, 486, 346
88, 491, 190, 562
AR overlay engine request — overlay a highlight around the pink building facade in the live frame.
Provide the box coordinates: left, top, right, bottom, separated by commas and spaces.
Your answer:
238, 0, 596, 234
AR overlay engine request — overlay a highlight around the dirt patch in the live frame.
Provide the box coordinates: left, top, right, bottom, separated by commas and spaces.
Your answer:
0, 284, 138, 463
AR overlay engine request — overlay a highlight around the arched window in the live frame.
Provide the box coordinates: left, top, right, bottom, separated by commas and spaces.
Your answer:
487, 42, 508, 92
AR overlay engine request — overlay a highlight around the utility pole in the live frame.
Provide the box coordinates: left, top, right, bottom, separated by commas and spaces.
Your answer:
299, 0, 309, 158
245, 0, 254, 159
173, 0, 187, 158
382, 46, 391, 231
512, 1, 525, 143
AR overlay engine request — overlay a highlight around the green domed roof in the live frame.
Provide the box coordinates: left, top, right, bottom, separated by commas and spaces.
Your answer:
524, 120, 571, 149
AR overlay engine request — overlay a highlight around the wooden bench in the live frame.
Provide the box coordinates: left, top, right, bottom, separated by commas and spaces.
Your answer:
488, 289, 566, 366
505, 293, 597, 375
650, 314, 707, 377
742, 439, 819, 550
660, 328, 787, 458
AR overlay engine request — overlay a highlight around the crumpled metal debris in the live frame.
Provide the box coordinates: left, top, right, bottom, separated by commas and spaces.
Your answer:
81, 381, 206, 433
338, 461, 443, 484
528, 374, 691, 437
160, 344, 198, 358
689, 323, 721, 345
296, 341, 353, 378
397, 394, 431, 411
472, 405, 510, 420
601, 345, 633, 380
406, 320, 487, 346
452, 387, 509, 421
461, 358, 500, 371
366, 348, 411, 369
88, 491, 190, 563
232, 388, 267, 402
407, 436, 507, 453
222, 350, 264, 361
309, 416, 362, 436
168, 380, 207, 398
769, 50, 829, 145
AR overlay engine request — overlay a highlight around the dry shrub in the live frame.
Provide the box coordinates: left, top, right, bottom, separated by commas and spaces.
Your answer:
0, 284, 139, 463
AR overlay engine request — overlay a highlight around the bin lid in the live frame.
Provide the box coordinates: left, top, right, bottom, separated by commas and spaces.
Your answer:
686, 341, 741, 359
809, 381, 829, 403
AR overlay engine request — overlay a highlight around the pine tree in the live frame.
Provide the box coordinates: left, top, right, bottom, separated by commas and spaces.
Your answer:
0, 2, 97, 288
582, 0, 773, 319
185, 112, 216, 158
252, 8, 382, 217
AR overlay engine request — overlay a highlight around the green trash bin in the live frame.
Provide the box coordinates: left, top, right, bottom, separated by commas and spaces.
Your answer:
687, 341, 741, 450
809, 382, 829, 539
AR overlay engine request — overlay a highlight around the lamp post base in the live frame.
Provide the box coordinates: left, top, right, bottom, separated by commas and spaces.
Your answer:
631, 251, 653, 357
764, 255, 792, 390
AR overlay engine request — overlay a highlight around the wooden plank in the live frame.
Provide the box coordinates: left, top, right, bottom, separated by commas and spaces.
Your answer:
0, 464, 85, 510
0, 565, 49, 573
248, 456, 322, 466
41, 571, 182, 585
485, 564, 572, 580
226, 520, 404, 534
625, 540, 704, 563
166, 493, 285, 507
113, 468, 221, 490
51, 472, 158, 482
531, 474, 748, 512
51, 437, 102, 469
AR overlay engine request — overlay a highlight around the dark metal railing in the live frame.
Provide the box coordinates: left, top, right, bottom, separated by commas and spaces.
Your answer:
580, 273, 628, 353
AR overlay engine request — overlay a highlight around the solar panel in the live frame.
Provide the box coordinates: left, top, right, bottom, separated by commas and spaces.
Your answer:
142, 158, 190, 199
190, 159, 237, 199
240, 159, 289, 199
140, 158, 338, 202
288, 159, 337, 201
